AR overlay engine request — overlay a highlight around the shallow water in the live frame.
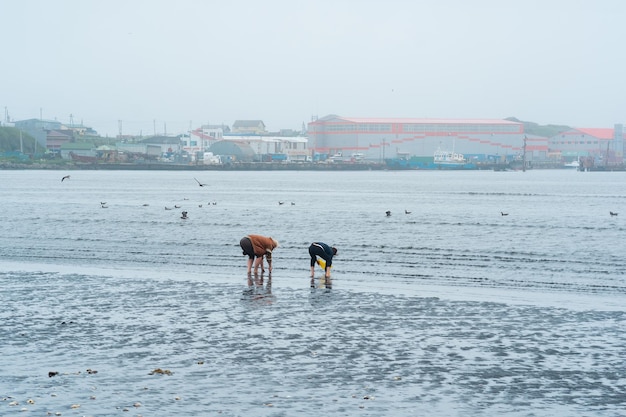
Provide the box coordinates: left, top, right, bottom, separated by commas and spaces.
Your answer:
1, 169, 626, 416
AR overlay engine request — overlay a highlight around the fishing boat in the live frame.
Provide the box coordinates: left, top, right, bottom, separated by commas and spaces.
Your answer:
434, 148, 466, 165
329, 152, 344, 162
432, 147, 475, 169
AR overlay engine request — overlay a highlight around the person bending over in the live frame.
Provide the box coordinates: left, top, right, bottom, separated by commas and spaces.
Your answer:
240, 234, 279, 274
309, 242, 337, 279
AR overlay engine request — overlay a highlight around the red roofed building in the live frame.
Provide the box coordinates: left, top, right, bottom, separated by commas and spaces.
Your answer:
548, 125, 624, 166
307, 114, 546, 162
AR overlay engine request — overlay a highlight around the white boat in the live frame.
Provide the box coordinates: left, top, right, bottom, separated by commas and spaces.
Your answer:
434, 147, 466, 165
564, 159, 580, 169
329, 152, 344, 162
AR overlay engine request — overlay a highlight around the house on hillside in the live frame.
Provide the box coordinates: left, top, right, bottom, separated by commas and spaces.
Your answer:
232, 120, 266, 135
46, 130, 73, 154
184, 124, 229, 155
61, 123, 98, 136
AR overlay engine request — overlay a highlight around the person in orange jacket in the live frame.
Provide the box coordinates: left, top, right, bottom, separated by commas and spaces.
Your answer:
239, 234, 279, 274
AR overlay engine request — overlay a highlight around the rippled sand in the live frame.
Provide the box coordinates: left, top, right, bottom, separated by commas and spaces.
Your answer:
2, 270, 625, 416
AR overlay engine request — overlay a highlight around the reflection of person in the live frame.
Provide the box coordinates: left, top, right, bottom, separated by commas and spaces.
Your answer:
244, 272, 276, 305
309, 242, 337, 278
240, 235, 279, 274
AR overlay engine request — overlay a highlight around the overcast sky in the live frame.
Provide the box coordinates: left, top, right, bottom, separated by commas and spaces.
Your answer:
1, 0, 625, 137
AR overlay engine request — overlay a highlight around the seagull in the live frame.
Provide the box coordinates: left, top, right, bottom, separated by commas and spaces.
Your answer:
610, 211, 618, 216
174, 205, 181, 208
61, 175, 70, 182
194, 177, 207, 187
386, 210, 391, 217
405, 209, 411, 214
100, 203, 108, 208
501, 212, 509, 216
278, 201, 285, 205
165, 206, 173, 210
291, 202, 296, 206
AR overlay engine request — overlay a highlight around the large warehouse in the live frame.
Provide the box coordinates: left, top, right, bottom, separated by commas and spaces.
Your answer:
307, 115, 545, 162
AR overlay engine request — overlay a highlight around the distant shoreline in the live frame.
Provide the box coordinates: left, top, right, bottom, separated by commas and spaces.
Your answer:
0, 161, 388, 171
3, 160, 624, 171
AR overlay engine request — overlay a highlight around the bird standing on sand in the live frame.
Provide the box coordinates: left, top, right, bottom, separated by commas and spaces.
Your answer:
61, 175, 70, 182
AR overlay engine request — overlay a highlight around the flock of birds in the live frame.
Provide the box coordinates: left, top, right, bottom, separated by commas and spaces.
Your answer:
61, 174, 220, 219
61, 174, 620, 219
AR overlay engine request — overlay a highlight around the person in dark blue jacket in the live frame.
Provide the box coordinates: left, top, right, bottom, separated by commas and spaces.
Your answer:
309, 242, 337, 279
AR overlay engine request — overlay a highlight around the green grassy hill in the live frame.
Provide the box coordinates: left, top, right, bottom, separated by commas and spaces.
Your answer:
0, 126, 38, 153
505, 117, 571, 138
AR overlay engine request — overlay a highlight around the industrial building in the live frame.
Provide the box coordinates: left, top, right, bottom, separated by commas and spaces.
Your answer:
548, 125, 624, 166
307, 115, 547, 162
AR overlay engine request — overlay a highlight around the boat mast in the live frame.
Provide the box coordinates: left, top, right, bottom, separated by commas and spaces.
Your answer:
522, 135, 527, 172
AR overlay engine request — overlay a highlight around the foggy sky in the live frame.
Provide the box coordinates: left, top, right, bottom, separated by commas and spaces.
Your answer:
2, 0, 625, 137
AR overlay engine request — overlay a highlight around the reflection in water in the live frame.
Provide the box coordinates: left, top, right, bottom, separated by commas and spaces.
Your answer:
310, 275, 332, 289
242, 272, 275, 305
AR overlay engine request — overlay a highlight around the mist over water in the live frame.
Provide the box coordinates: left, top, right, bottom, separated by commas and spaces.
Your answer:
1, 169, 625, 416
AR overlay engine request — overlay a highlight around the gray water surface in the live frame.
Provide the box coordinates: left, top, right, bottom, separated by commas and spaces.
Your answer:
1, 169, 625, 416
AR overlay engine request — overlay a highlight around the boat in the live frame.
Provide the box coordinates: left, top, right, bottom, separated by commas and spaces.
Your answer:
384, 149, 477, 170
329, 152, 344, 162
434, 147, 466, 165
432, 147, 476, 169
564, 159, 580, 169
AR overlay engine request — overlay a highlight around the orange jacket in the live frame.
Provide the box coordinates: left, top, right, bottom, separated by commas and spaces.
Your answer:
247, 234, 278, 257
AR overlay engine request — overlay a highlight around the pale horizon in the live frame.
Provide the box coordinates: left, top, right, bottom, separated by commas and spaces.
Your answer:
2, 0, 625, 137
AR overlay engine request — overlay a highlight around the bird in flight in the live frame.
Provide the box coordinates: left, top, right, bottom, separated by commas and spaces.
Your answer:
194, 177, 208, 187
61, 175, 70, 182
